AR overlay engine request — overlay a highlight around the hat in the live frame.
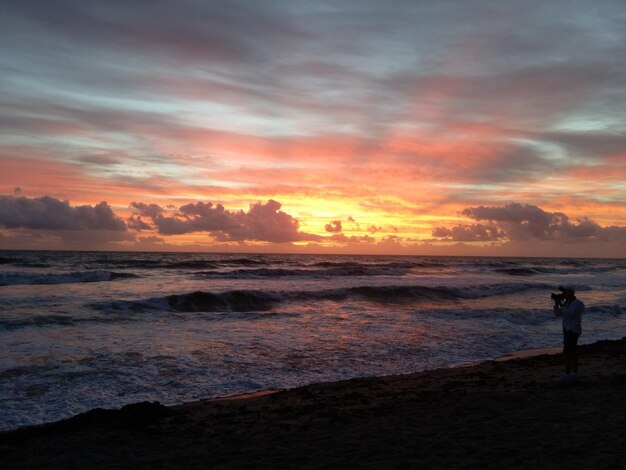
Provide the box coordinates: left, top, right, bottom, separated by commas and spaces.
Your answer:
559, 285, 575, 293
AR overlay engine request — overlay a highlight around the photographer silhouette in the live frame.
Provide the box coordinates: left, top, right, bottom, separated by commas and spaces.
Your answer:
553, 286, 585, 383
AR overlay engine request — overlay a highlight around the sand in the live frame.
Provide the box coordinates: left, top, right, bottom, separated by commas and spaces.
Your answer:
2, 338, 625, 469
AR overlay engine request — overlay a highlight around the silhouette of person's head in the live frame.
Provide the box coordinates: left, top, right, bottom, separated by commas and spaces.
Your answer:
560, 285, 575, 300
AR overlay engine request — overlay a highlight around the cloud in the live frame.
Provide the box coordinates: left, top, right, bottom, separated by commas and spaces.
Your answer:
0, 195, 127, 231
127, 215, 152, 231
145, 199, 319, 243
324, 220, 342, 233
461, 203, 582, 240
432, 224, 505, 242
328, 233, 375, 244
130, 201, 166, 219
433, 203, 626, 243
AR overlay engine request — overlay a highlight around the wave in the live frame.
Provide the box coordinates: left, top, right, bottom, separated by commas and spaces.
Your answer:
495, 264, 625, 276
0, 270, 139, 286
343, 282, 556, 302
311, 260, 445, 269
343, 285, 460, 301
192, 265, 411, 279
420, 303, 625, 325
492, 266, 577, 276
0, 311, 142, 331
91, 282, 555, 314
92, 258, 219, 270
90, 290, 280, 314
495, 268, 542, 276
15, 262, 52, 268
5, 299, 622, 332
0, 256, 50, 267
167, 290, 279, 312
585, 304, 625, 317
1, 314, 85, 330
421, 307, 557, 325
6, 281, 617, 331
164, 261, 219, 269
0, 257, 54, 268
94, 258, 165, 268
219, 258, 267, 266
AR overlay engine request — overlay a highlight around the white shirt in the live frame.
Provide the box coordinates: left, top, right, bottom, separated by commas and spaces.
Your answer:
555, 298, 585, 334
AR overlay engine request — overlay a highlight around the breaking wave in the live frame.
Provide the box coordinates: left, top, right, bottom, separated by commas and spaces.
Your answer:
167, 290, 279, 312
91, 282, 555, 314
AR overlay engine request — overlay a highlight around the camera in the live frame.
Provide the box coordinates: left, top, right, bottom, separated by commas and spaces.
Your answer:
551, 286, 574, 307
551, 291, 565, 306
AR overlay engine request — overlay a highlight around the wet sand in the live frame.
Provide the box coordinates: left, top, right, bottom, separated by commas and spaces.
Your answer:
2, 338, 625, 469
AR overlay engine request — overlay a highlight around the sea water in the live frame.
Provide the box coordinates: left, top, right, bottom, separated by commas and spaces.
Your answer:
1, 251, 625, 430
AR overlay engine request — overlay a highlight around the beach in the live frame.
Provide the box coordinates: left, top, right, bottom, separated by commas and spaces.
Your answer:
2, 337, 625, 469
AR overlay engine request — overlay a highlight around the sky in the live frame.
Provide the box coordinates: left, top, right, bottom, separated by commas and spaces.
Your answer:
1, 0, 625, 257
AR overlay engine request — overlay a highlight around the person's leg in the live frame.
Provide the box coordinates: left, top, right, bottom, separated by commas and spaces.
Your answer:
563, 330, 572, 373
565, 347, 574, 374
570, 332, 580, 374
563, 331, 580, 375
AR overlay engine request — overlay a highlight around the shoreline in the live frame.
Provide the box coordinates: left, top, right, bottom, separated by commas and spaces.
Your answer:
191, 345, 566, 405
494, 345, 562, 361
2, 337, 625, 468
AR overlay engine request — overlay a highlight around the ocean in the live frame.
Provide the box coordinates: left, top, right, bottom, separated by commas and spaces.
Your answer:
1, 251, 625, 431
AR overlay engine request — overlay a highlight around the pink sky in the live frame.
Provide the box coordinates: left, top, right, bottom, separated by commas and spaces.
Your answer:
1, 1, 625, 256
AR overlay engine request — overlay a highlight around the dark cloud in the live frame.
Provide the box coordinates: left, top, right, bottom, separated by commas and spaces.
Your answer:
127, 215, 152, 231
145, 199, 319, 243
463, 204, 552, 228
433, 203, 626, 242
432, 224, 505, 242
130, 201, 165, 219
0, 195, 127, 231
155, 202, 236, 235
324, 220, 342, 233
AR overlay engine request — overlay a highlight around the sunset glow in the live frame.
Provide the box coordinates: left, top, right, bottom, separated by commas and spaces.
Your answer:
1, 1, 625, 256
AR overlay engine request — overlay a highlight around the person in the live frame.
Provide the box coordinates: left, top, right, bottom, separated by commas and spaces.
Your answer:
553, 285, 585, 383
